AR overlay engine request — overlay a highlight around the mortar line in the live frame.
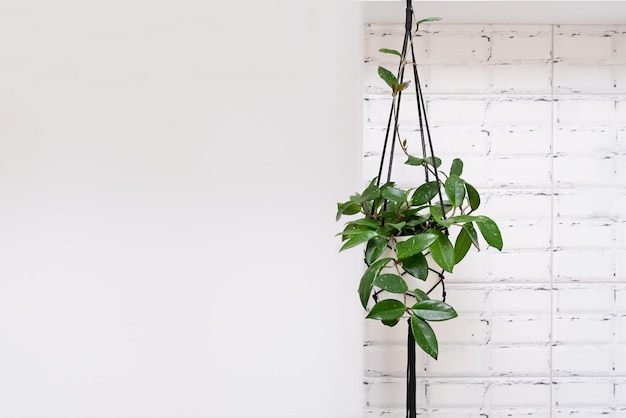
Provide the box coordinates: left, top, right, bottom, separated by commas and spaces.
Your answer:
549, 23, 556, 418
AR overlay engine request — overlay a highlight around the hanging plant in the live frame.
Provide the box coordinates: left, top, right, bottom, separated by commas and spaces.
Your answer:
335, 12, 503, 362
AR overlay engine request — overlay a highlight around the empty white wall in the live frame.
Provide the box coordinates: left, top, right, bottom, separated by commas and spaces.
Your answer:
364, 23, 626, 417
0, 1, 364, 417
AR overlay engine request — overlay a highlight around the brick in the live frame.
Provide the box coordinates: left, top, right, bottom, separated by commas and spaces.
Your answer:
484, 192, 552, 221
553, 251, 616, 282
364, 345, 409, 378
434, 317, 489, 345
426, 64, 492, 94
427, 98, 489, 126
491, 252, 551, 282
497, 220, 551, 250
488, 381, 551, 407
553, 345, 614, 375
491, 63, 551, 94
484, 98, 551, 127
488, 127, 551, 156
491, 346, 550, 376
554, 26, 618, 63
426, 346, 489, 376
553, 316, 613, 344
426, 32, 490, 64
491, 286, 551, 314
555, 98, 618, 127
489, 315, 551, 344
489, 157, 551, 188
554, 155, 618, 188
553, 221, 615, 250
553, 128, 617, 155
554, 63, 616, 93
553, 380, 615, 407
427, 381, 487, 407
555, 190, 621, 221
555, 285, 616, 314
488, 27, 551, 63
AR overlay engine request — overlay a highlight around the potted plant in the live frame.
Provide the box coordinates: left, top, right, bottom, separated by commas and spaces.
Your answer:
335, 16, 503, 362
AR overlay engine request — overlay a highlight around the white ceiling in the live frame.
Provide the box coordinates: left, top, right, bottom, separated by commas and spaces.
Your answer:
361, 0, 626, 24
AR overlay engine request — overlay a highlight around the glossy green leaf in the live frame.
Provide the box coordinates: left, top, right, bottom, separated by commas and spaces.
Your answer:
361, 181, 381, 202
365, 236, 389, 265
413, 289, 430, 302
466, 182, 480, 211
450, 158, 463, 177
429, 204, 443, 221
444, 175, 466, 208
396, 233, 438, 259
415, 16, 442, 26
358, 258, 393, 308
379, 48, 402, 57
381, 184, 406, 203
436, 214, 479, 227
378, 66, 398, 91
347, 218, 381, 229
340, 230, 379, 252
382, 318, 400, 327
429, 232, 455, 273
476, 216, 503, 251
454, 227, 472, 264
367, 299, 406, 321
387, 222, 407, 233
410, 315, 438, 360
412, 300, 458, 322
405, 155, 442, 168
463, 222, 480, 249
374, 274, 409, 294
336, 201, 361, 221
411, 181, 439, 205
401, 252, 429, 281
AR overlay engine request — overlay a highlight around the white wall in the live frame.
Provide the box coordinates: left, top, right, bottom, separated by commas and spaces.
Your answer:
0, 2, 364, 417
364, 23, 626, 417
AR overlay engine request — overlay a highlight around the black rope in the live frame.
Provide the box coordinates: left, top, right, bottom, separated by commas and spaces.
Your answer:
373, 1, 449, 417
406, 317, 417, 418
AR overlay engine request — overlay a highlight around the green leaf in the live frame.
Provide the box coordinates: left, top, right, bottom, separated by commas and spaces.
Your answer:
411, 181, 439, 206
395, 80, 411, 94
378, 66, 398, 91
358, 258, 393, 308
429, 204, 443, 221
466, 182, 481, 211
444, 175, 466, 208
429, 232, 455, 273
396, 233, 438, 259
450, 158, 463, 176
340, 230, 379, 252
379, 48, 402, 57
476, 216, 503, 251
401, 252, 429, 281
415, 16, 442, 26
381, 184, 406, 203
336, 201, 361, 221
387, 222, 407, 233
374, 274, 409, 294
413, 289, 430, 302
367, 299, 406, 321
381, 318, 400, 327
365, 236, 389, 265
454, 227, 472, 264
463, 222, 480, 249
412, 300, 458, 322
346, 218, 381, 229
405, 155, 441, 168
361, 181, 381, 202
436, 214, 479, 227
410, 315, 438, 360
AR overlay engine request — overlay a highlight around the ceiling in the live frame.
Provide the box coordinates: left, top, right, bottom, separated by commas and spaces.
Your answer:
361, 0, 626, 24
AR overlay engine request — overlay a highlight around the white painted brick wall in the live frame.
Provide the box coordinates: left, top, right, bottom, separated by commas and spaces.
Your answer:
364, 23, 626, 417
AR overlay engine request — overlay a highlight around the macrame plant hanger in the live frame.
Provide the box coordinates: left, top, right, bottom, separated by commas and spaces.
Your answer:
373, 1, 448, 417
